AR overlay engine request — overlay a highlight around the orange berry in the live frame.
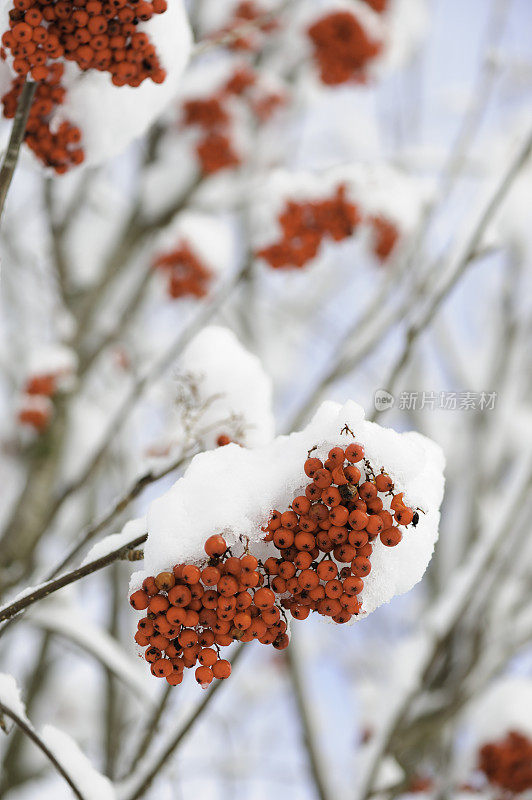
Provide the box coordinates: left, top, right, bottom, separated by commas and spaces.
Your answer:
204, 534, 227, 557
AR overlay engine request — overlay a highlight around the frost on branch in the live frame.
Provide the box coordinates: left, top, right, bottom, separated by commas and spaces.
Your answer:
129, 400, 444, 687
40, 726, 115, 800
0, 0, 192, 169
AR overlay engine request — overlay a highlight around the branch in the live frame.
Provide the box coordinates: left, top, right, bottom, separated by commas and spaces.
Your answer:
0, 701, 85, 800
0, 80, 36, 222
0, 531, 147, 627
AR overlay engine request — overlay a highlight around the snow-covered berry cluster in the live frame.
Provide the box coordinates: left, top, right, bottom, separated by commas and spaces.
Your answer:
255, 181, 402, 269
307, 10, 383, 86
181, 62, 285, 176
1, 0, 168, 172
129, 430, 421, 688
256, 185, 361, 269
16, 347, 76, 432
152, 240, 213, 299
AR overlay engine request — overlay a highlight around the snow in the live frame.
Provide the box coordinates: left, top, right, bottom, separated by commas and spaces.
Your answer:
81, 517, 148, 567
0, 672, 28, 723
176, 325, 275, 449
25, 343, 77, 379
132, 399, 445, 618
0, 0, 193, 166
41, 725, 115, 800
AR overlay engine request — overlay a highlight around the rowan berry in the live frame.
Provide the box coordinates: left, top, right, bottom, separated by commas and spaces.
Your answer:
395, 506, 414, 525
197, 648, 218, 667
272, 633, 289, 650
345, 443, 364, 462
313, 468, 333, 488
359, 482, 377, 501
375, 473, 393, 492
129, 590, 149, 610
380, 527, 402, 547
182, 564, 201, 584
134, 631, 149, 646
195, 666, 213, 687
212, 659, 231, 679
366, 515, 383, 535
349, 509, 369, 530
166, 671, 183, 686
329, 505, 349, 526
224, 556, 242, 576
322, 486, 341, 506
294, 551, 313, 570
273, 528, 294, 549
168, 585, 192, 607
294, 531, 316, 552
357, 543, 373, 558
343, 576, 364, 595
344, 465, 361, 484
254, 587, 275, 609
281, 510, 299, 529
292, 495, 311, 515
218, 575, 239, 596
352, 557, 371, 577
154, 571, 175, 591
304, 457, 322, 477
204, 534, 227, 557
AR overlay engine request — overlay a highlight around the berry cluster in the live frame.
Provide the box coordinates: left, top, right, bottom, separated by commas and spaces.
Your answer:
478, 731, 532, 793
256, 188, 402, 269
307, 11, 382, 86
152, 241, 213, 300
17, 363, 72, 432
129, 432, 419, 688
1, 0, 168, 172
262, 440, 418, 623
256, 185, 361, 269
182, 65, 285, 176
129, 534, 289, 688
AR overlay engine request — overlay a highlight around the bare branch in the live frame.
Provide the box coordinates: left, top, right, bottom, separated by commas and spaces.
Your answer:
0, 701, 86, 800
0, 81, 36, 223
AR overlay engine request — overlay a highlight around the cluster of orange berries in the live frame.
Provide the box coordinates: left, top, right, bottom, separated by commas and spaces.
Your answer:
257, 188, 401, 269
257, 185, 361, 269
129, 434, 418, 687
307, 11, 382, 86
152, 240, 213, 300
262, 440, 417, 623
17, 367, 67, 432
1, 0, 168, 171
129, 533, 289, 688
182, 64, 284, 176
478, 731, 532, 793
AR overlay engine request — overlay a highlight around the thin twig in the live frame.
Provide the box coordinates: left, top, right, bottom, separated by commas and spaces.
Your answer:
0, 81, 36, 222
